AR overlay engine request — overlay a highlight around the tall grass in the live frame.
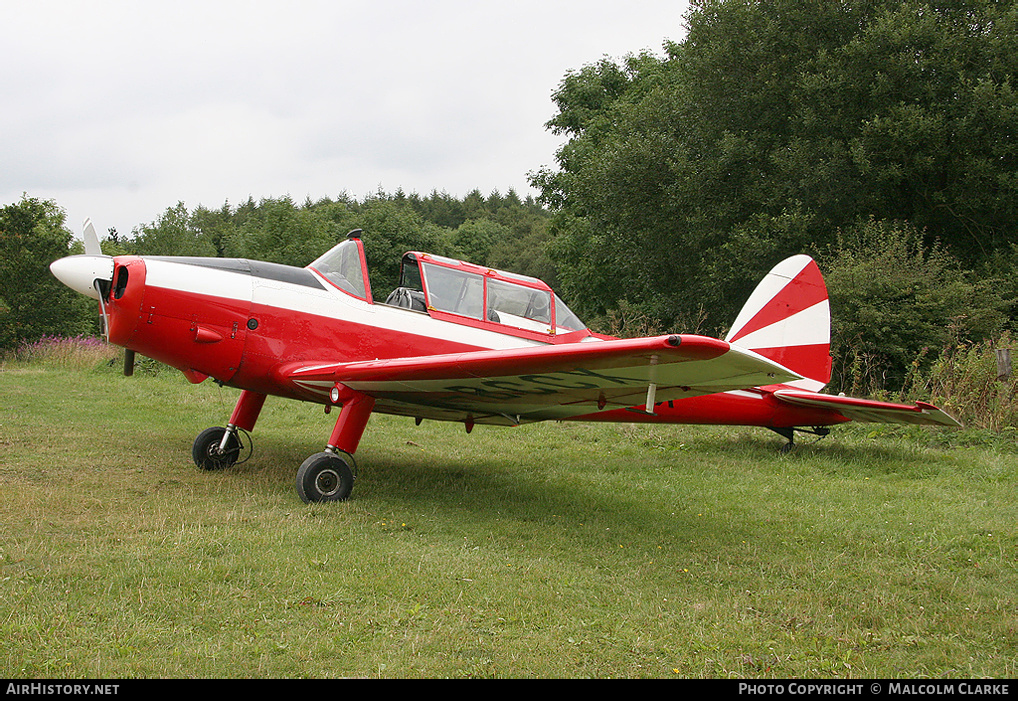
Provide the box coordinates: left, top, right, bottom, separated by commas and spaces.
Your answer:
4, 335, 120, 371
902, 333, 1018, 432
831, 330, 1018, 434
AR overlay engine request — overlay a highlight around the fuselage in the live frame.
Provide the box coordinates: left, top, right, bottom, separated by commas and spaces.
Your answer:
51, 241, 848, 430
101, 255, 569, 395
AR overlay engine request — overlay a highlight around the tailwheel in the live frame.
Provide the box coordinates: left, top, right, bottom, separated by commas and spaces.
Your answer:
770, 426, 831, 454
192, 426, 249, 471
296, 451, 356, 503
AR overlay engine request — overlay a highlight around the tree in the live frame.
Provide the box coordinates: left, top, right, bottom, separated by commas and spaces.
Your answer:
534, 0, 1018, 339
450, 218, 509, 266
131, 202, 219, 258
231, 196, 341, 267
0, 196, 94, 349
353, 197, 453, 294
1, 185, 554, 350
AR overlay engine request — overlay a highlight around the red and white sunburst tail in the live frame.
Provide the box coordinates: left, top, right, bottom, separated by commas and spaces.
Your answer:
725, 255, 832, 392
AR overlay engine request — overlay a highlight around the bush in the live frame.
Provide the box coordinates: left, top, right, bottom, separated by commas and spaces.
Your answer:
823, 219, 1007, 394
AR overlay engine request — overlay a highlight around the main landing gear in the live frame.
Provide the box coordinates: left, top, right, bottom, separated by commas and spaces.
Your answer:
296, 451, 356, 502
191, 387, 375, 503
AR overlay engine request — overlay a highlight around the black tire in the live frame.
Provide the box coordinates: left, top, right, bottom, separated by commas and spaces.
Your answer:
296, 452, 355, 503
192, 427, 241, 471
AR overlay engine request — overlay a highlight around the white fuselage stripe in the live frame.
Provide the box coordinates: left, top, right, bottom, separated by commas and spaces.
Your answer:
143, 259, 550, 353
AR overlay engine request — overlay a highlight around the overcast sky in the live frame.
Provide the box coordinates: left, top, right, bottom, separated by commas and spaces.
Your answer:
2, 1, 689, 239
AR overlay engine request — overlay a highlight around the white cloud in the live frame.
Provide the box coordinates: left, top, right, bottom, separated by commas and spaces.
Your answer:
1, 0, 688, 237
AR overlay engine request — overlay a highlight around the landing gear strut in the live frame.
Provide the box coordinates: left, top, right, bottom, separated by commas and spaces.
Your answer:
192, 390, 265, 470
192, 386, 375, 503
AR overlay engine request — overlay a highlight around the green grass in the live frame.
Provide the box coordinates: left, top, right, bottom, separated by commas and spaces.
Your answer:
1, 364, 1017, 678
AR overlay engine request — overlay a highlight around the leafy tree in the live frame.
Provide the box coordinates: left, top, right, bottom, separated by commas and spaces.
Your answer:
353, 197, 453, 294
789, 0, 1018, 261
189, 203, 240, 258
131, 202, 219, 258
450, 218, 509, 266
534, 0, 1018, 341
231, 196, 340, 267
8, 188, 553, 343
0, 196, 94, 350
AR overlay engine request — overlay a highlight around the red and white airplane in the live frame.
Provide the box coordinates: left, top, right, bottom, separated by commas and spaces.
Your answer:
50, 219, 960, 502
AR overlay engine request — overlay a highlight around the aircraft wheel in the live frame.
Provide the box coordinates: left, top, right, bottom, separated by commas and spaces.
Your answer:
296, 452, 355, 503
192, 426, 241, 471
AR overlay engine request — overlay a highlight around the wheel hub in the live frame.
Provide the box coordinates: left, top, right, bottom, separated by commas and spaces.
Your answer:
315, 468, 342, 497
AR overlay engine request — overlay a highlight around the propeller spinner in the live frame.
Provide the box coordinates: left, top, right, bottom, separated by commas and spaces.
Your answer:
49, 219, 114, 299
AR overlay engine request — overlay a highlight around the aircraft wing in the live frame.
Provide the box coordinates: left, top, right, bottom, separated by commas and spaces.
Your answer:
277, 334, 802, 425
772, 389, 962, 427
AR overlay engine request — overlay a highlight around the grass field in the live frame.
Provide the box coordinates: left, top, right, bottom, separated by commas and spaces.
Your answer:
1, 362, 1016, 678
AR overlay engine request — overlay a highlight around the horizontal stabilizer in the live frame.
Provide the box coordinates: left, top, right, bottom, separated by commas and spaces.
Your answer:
773, 389, 961, 427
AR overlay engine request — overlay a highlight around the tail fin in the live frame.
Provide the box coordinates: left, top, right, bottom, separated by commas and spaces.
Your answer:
725, 255, 831, 392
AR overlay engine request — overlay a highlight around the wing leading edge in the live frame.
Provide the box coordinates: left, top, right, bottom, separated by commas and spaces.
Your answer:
277, 334, 802, 425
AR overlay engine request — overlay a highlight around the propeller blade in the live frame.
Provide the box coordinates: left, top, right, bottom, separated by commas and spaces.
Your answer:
124, 349, 136, 377
83, 218, 102, 256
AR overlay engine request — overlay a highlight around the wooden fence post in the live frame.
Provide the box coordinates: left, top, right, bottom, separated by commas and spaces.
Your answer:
995, 348, 1012, 381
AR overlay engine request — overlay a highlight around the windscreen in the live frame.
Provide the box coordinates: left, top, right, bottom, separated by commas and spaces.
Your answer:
309, 239, 369, 300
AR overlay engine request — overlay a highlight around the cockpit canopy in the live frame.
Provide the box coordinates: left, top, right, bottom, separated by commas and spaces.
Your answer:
400, 252, 586, 335
308, 238, 587, 339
